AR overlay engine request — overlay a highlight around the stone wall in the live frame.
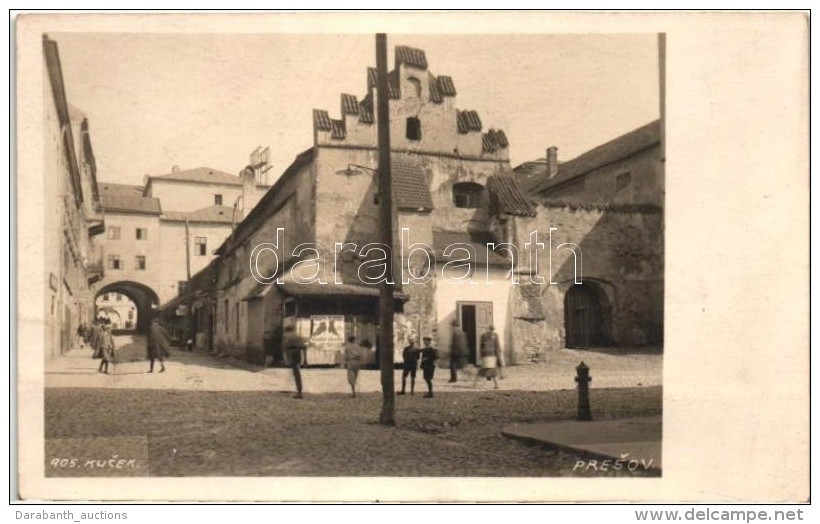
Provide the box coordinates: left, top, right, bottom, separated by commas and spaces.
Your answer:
509, 202, 663, 356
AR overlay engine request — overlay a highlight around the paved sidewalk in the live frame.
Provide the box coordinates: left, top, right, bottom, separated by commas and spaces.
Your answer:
46, 334, 663, 393
502, 416, 662, 470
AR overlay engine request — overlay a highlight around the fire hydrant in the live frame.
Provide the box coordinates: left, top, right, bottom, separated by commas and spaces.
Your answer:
575, 361, 592, 421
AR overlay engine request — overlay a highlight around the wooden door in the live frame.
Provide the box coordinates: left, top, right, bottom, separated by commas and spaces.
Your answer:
565, 284, 600, 349
458, 301, 493, 364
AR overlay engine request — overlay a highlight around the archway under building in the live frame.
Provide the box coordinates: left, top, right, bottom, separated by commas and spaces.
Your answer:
564, 280, 612, 349
95, 281, 160, 333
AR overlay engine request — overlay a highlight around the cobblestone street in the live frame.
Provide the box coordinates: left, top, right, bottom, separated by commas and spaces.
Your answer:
45, 335, 662, 477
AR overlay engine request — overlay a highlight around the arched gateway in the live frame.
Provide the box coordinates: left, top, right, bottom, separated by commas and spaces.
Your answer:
95, 281, 160, 332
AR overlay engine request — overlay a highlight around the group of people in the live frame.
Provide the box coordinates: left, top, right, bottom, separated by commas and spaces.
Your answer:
78, 319, 116, 374
448, 320, 505, 389
77, 317, 173, 374
280, 319, 504, 399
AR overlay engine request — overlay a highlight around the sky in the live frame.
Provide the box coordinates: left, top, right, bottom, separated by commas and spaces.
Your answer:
53, 33, 660, 186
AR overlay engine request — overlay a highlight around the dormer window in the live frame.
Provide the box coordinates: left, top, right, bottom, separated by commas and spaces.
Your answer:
452, 182, 485, 208
406, 117, 422, 141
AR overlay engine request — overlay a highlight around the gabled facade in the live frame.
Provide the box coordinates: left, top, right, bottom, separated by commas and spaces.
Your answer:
201, 46, 520, 365
176, 45, 664, 366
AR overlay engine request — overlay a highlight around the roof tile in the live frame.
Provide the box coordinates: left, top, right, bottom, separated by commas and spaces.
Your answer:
487, 174, 537, 217
341, 93, 359, 115
313, 109, 332, 131
367, 67, 400, 99
101, 194, 161, 215
395, 46, 428, 69
437, 75, 456, 96
392, 158, 434, 211
359, 99, 374, 124
162, 205, 238, 224
330, 119, 346, 139
428, 73, 443, 103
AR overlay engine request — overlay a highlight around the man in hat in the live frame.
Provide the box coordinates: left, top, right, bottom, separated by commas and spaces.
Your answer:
147, 318, 170, 373
419, 336, 439, 398
282, 324, 308, 399
399, 337, 420, 395
449, 318, 468, 382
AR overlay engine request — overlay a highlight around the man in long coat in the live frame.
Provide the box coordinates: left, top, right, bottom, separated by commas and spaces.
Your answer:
147, 318, 170, 373
449, 319, 468, 383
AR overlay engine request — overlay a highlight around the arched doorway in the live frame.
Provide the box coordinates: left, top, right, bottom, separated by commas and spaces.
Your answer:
95, 281, 160, 333
564, 282, 610, 349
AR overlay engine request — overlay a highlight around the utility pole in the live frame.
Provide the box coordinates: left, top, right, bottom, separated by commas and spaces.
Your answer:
375, 33, 396, 426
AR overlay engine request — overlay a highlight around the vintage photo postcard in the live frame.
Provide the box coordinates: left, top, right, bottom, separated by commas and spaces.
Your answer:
14, 11, 809, 502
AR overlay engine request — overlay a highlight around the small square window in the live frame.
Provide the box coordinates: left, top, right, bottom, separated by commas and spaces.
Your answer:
214, 194, 223, 206
107, 226, 121, 240
195, 236, 207, 256
107, 255, 121, 270
136, 228, 147, 240
135, 255, 146, 270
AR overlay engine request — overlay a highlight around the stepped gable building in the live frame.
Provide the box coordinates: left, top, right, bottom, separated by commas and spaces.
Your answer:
176, 46, 664, 366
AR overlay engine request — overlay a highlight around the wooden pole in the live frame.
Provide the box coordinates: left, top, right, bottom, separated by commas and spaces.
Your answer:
375, 33, 396, 426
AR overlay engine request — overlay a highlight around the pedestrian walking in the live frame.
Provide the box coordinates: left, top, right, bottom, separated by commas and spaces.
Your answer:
449, 319, 468, 382
419, 336, 439, 398
282, 324, 308, 399
343, 336, 366, 398
473, 325, 501, 389
97, 324, 115, 374
90, 322, 103, 359
398, 337, 420, 395
147, 318, 170, 373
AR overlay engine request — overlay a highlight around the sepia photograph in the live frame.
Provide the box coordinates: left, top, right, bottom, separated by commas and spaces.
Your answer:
14, 11, 808, 503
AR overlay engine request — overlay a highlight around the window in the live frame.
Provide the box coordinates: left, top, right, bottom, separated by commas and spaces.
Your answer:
195, 236, 207, 256
616, 172, 632, 191
102, 293, 109, 302
235, 303, 240, 335
452, 182, 485, 208
136, 227, 148, 240
224, 299, 230, 331
135, 255, 146, 270
406, 117, 421, 140
116, 293, 122, 302
407, 76, 422, 97
107, 255, 121, 270
178, 281, 187, 296
373, 193, 380, 205
107, 226, 121, 240
128, 309, 134, 320
214, 194, 223, 206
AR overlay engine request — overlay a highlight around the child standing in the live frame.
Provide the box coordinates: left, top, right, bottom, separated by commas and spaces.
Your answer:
419, 336, 439, 398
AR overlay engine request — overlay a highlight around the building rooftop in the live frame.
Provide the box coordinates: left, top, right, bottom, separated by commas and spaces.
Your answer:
101, 194, 161, 215
519, 120, 661, 195
487, 173, 537, 217
98, 182, 143, 197
162, 205, 240, 224
393, 158, 434, 212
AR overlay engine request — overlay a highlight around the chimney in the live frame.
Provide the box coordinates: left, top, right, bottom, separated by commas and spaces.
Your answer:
240, 166, 260, 216
171, 165, 180, 173
546, 146, 558, 178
